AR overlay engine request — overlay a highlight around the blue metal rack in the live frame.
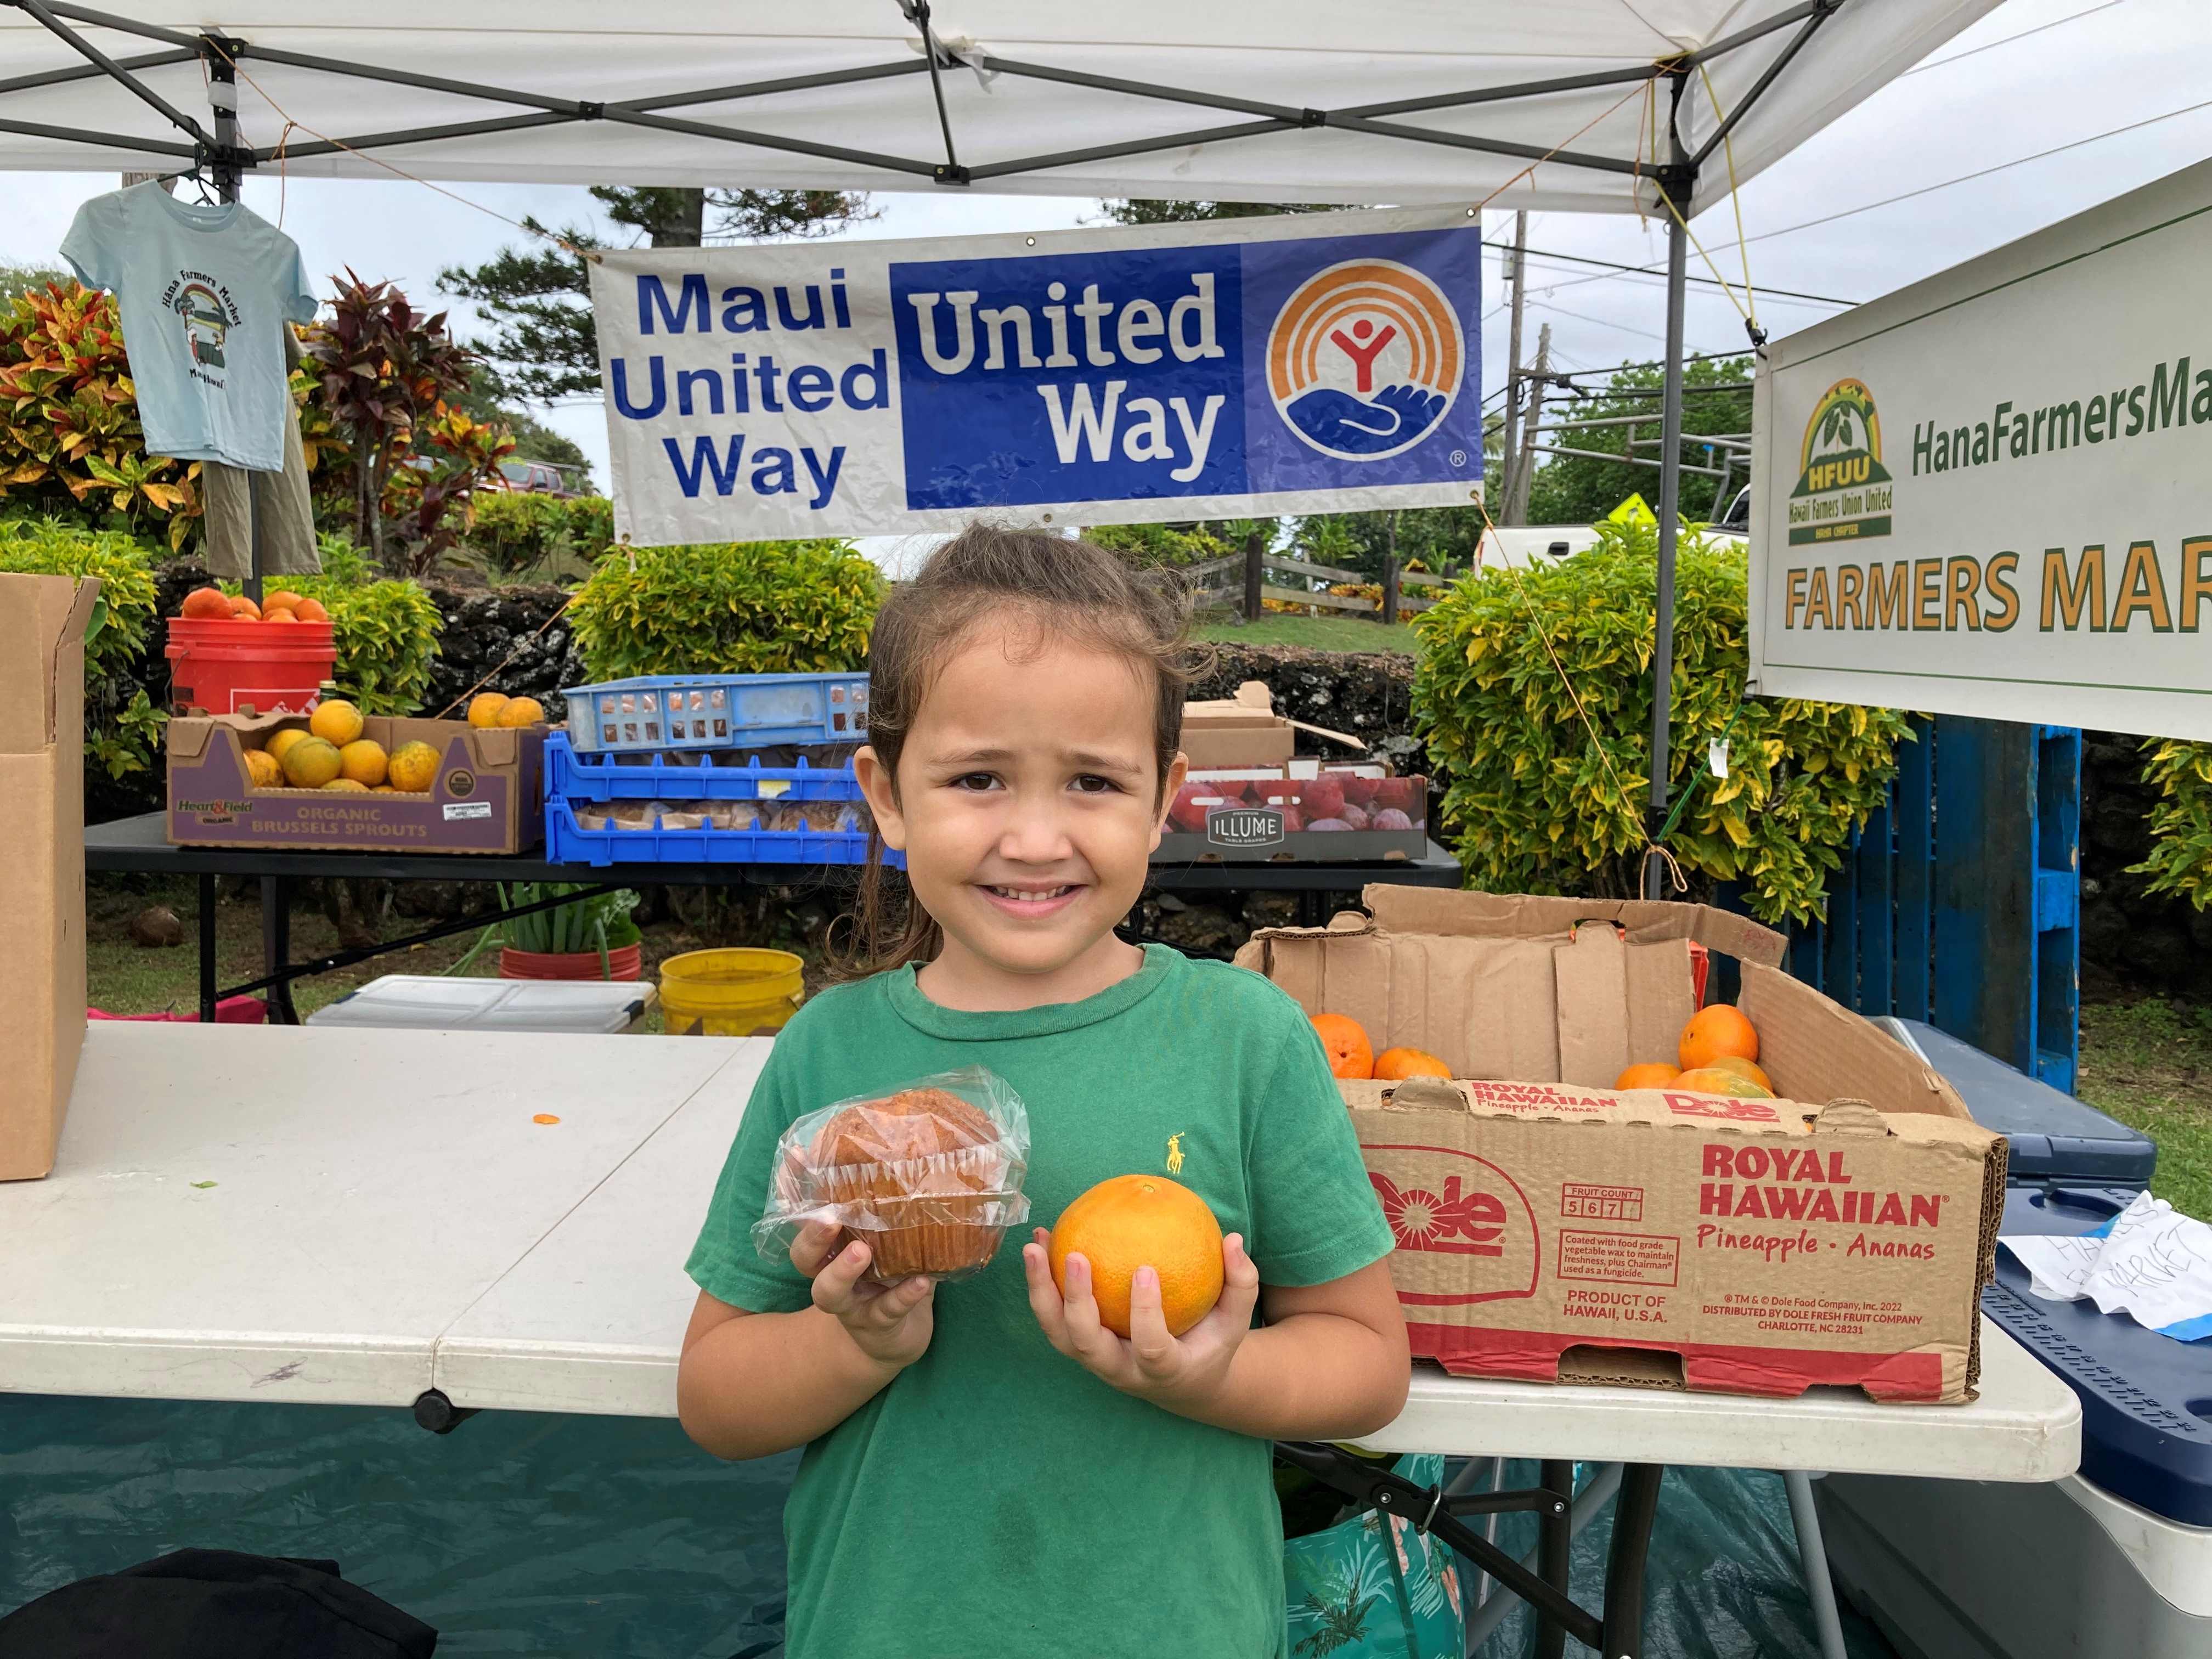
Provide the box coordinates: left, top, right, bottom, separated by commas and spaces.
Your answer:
1778, 715, 2081, 1091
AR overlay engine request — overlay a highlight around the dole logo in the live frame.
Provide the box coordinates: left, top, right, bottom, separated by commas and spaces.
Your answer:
1371, 1170, 1506, 1255
1268, 259, 1463, 461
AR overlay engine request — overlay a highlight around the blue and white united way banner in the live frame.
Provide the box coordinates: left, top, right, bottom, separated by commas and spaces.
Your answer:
590, 207, 1482, 546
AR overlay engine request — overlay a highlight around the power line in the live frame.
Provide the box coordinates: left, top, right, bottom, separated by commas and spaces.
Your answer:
1499, 242, 1858, 306
1901, 0, 2130, 78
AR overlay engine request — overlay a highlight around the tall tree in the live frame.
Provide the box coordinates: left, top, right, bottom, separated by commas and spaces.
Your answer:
1099, 198, 1339, 226
1522, 356, 1752, 527
439, 186, 872, 402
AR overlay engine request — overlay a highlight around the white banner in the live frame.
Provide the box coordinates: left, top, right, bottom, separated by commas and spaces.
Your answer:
1749, 158, 2212, 741
590, 208, 1485, 546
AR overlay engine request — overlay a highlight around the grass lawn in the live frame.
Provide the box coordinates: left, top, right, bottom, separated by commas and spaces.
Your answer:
2075, 996, 2212, 1218
1195, 608, 1420, 654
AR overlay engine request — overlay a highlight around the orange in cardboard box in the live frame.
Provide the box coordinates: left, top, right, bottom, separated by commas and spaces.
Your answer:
1310, 1013, 1373, 1079
1375, 1046, 1451, 1080
1235, 887, 2004, 1404
1681, 1003, 1759, 1071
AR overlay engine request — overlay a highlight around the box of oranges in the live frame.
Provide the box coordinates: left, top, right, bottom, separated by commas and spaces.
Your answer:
1235, 887, 2004, 1405
166, 693, 547, 854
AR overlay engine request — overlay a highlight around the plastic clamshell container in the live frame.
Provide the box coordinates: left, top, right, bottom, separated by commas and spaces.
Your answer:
544, 798, 896, 868
305, 975, 653, 1034
165, 615, 336, 715
545, 731, 861, 804
561, 673, 869, 754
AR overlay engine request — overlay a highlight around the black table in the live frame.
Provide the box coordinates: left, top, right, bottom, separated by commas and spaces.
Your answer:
86, 813, 1459, 1024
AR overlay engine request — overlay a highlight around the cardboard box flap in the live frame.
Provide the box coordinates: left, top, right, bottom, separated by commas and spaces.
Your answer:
1740, 963, 1968, 1120
1184, 679, 1274, 715
1362, 886, 1788, 968
473, 727, 519, 766
0, 574, 100, 753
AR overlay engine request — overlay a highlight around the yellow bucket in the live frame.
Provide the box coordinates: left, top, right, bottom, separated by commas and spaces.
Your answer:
658, 947, 805, 1037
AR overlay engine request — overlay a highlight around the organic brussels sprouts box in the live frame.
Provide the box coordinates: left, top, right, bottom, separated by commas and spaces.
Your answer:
1235, 887, 2005, 1404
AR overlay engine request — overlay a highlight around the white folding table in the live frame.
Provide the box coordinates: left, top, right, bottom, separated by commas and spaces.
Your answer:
1, 1024, 2081, 1657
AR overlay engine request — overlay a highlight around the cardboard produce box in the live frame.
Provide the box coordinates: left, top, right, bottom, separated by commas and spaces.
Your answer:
1, 572, 97, 1180
1235, 888, 2005, 1403
1178, 681, 1296, 770
167, 711, 545, 854
1158, 766, 1429, 863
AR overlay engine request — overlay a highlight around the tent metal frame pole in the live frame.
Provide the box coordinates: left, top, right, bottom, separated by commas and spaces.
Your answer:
8, 0, 211, 147
0, 0, 1847, 191
1691, 1, 1843, 168
0, 45, 191, 97
1645, 121, 1694, 901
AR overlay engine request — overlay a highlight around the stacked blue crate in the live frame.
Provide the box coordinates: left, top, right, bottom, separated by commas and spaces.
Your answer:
544, 726, 898, 869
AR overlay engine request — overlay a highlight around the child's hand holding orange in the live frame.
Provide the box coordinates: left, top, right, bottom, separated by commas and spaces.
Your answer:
1020, 1222, 1259, 1414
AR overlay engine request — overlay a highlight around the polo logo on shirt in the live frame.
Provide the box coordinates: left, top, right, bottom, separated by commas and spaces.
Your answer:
1165, 1133, 1186, 1173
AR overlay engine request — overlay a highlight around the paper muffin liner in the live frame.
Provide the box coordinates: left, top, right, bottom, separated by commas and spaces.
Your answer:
754, 1066, 1031, 1283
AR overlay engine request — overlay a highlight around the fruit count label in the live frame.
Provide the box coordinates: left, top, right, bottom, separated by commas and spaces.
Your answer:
591, 207, 1483, 546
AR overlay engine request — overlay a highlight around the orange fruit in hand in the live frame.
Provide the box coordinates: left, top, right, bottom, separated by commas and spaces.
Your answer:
180, 586, 234, 619
1049, 1174, 1225, 1338
1615, 1062, 1682, 1091
1310, 1013, 1374, 1079
1679, 1003, 1759, 1071
1374, 1046, 1451, 1080
1706, 1053, 1774, 1093
1674, 1066, 1775, 1099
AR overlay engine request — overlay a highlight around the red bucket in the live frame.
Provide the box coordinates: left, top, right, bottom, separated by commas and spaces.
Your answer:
165, 616, 336, 715
500, 943, 644, 981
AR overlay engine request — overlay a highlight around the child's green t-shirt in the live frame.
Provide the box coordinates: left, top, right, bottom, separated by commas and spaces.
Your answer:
686, 943, 1396, 1659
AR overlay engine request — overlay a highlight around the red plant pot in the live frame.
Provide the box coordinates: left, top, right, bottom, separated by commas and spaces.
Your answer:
499, 943, 643, 981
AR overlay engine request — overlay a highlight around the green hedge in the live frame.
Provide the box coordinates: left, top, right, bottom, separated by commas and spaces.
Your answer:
466, 491, 616, 577
0, 515, 165, 778
567, 539, 882, 679
1411, 520, 1912, 925
2132, 740, 2212, 911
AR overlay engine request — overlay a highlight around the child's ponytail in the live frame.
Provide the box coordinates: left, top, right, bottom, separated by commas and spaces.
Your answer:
829, 523, 1203, 981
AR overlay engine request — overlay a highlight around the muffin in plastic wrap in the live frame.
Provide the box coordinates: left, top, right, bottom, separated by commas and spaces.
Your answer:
754, 1066, 1030, 1282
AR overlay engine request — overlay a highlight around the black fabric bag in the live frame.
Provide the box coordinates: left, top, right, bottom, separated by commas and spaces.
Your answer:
0, 1548, 436, 1658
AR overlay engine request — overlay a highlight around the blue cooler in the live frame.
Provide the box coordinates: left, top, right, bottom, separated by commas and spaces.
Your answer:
1816, 1186, 2212, 1659
1874, 1017, 2157, 1190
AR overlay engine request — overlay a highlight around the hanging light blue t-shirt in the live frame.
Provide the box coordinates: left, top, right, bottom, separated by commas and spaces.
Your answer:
61, 184, 318, 473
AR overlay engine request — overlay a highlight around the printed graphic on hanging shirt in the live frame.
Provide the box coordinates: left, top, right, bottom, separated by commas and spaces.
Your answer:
61, 183, 318, 473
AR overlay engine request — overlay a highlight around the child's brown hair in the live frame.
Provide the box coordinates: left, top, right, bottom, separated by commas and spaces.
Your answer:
831, 523, 1201, 981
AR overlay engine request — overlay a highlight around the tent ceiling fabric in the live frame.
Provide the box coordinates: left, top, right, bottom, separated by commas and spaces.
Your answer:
0, 1, 1997, 215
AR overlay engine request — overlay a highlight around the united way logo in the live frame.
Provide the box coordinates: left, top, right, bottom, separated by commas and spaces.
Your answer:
1267, 259, 1464, 461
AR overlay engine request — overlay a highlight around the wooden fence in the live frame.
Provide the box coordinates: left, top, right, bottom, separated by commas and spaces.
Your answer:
1180, 537, 1454, 625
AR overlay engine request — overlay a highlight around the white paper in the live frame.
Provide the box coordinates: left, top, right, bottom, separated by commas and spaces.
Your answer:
2001, 1191, 2212, 1342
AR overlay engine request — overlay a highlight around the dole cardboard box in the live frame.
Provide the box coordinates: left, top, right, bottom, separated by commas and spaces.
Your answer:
1, 572, 98, 1180
1234, 887, 2005, 1403
167, 711, 545, 854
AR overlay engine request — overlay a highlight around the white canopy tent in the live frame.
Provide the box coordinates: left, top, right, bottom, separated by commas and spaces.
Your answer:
0, 0, 2001, 887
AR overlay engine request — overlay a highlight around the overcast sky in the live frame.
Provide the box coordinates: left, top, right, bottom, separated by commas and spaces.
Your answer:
6, 0, 2207, 533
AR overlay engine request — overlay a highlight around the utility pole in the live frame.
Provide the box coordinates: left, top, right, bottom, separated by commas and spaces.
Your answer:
1381, 509, 1400, 627
1508, 323, 1551, 524
1498, 211, 1529, 519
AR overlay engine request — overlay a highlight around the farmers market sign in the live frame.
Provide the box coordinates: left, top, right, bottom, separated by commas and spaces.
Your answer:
590, 207, 1482, 546
1748, 156, 2212, 741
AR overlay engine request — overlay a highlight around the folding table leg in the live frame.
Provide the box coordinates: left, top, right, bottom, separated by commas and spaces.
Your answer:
1533, 1459, 1576, 1659
261, 876, 299, 1025
1784, 1469, 1848, 1659
1596, 1463, 1665, 1659
197, 872, 218, 1025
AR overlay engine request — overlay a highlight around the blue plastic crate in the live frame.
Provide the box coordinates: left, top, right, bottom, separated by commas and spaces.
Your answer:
544, 798, 899, 869
545, 731, 861, 804
562, 672, 870, 754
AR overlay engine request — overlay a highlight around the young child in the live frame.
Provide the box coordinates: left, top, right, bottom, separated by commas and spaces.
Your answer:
678, 524, 1408, 1658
